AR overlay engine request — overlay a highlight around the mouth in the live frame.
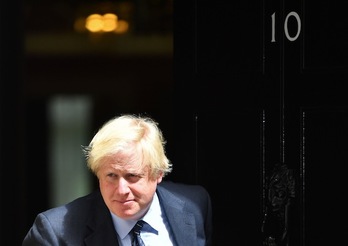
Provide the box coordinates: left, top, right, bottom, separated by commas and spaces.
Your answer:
117, 199, 135, 205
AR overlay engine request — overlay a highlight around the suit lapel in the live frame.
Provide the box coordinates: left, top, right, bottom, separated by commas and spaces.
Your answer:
84, 221, 120, 246
84, 191, 120, 246
157, 185, 197, 246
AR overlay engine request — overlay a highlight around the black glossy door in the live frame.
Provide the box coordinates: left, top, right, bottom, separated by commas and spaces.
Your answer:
172, 0, 348, 245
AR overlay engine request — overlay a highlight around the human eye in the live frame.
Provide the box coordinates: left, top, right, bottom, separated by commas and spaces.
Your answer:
126, 173, 141, 182
106, 173, 118, 179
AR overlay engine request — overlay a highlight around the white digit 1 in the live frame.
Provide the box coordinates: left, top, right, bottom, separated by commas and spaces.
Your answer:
271, 12, 276, 42
284, 11, 301, 41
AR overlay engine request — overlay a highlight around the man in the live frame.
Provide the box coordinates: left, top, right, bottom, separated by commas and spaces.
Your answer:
23, 114, 213, 245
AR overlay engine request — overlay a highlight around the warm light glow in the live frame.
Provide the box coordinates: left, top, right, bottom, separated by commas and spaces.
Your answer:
102, 13, 118, 32
86, 14, 104, 32
83, 12, 128, 34
85, 13, 118, 33
114, 20, 129, 34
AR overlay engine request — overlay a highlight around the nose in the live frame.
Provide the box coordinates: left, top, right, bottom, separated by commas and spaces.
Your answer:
116, 177, 130, 194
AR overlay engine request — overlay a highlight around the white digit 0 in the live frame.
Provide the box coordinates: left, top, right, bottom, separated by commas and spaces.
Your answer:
284, 11, 301, 42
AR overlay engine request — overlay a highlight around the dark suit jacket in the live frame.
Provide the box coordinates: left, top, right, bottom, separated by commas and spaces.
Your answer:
22, 181, 213, 246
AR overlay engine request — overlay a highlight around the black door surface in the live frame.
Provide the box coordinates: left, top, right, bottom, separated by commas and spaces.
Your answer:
172, 1, 348, 245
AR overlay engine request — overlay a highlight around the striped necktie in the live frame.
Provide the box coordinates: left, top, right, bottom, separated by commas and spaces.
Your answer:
131, 220, 145, 246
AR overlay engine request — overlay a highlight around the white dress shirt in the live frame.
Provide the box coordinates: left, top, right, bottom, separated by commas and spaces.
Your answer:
111, 193, 175, 246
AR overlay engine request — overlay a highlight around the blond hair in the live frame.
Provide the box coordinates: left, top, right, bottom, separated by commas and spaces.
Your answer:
82, 114, 172, 179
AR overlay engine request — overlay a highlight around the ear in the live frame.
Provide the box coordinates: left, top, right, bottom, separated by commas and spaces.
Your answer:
156, 172, 163, 184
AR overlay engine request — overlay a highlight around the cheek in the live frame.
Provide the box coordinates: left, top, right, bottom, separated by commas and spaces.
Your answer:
99, 179, 115, 193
